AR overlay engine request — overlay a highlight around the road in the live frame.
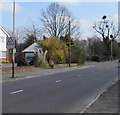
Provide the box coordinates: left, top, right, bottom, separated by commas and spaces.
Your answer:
2, 61, 118, 113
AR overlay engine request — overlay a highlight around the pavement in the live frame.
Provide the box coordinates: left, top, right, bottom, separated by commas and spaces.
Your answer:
82, 80, 119, 113
2, 61, 118, 113
1, 64, 94, 82
1, 63, 17, 68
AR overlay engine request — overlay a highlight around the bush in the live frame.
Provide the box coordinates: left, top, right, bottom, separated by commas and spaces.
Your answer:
17, 58, 30, 66
77, 55, 85, 65
2, 60, 10, 63
34, 58, 51, 69
91, 55, 101, 62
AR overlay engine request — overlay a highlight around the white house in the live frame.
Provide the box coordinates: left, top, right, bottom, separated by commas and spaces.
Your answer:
22, 42, 42, 57
0, 26, 10, 61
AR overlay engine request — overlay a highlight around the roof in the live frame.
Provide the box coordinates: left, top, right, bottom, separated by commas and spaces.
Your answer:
0, 25, 10, 37
22, 43, 42, 53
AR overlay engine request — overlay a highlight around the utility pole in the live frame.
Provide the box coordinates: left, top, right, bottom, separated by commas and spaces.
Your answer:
111, 39, 113, 61
12, 0, 16, 78
68, 21, 71, 67
110, 35, 113, 62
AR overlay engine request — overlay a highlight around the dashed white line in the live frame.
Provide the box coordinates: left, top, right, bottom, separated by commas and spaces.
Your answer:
56, 80, 62, 83
49, 73, 54, 75
10, 90, 23, 94
77, 74, 82, 76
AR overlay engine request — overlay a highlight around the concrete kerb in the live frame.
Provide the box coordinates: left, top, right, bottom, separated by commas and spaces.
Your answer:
2, 65, 95, 83
80, 78, 118, 113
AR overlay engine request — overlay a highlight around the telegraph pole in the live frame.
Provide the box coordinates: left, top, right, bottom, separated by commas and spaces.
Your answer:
110, 35, 113, 62
12, 0, 15, 78
68, 21, 71, 67
111, 39, 113, 61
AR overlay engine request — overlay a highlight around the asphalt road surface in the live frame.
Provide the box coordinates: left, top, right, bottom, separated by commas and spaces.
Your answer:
2, 61, 118, 113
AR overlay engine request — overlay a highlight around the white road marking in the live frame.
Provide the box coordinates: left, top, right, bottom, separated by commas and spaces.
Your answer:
49, 73, 54, 75
78, 66, 94, 69
65, 68, 70, 70
56, 80, 62, 83
77, 74, 81, 76
10, 90, 23, 94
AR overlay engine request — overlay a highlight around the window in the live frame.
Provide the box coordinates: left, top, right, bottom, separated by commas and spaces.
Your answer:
2, 51, 6, 58
2, 36, 4, 42
0, 36, 4, 43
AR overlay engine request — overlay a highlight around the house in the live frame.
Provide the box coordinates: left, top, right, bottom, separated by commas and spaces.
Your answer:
0, 26, 10, 62
22, 42, 42, 57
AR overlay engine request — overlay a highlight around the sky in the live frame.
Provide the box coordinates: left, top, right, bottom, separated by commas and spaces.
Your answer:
0, 1, 118, 39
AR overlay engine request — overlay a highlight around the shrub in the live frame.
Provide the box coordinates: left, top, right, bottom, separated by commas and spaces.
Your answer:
41, 37, 68, 64
77, 54, 85, 65
2, 60, 10, 63
17, 58, 30, 66
35, 58, 51, 69
91, 55, 101, 62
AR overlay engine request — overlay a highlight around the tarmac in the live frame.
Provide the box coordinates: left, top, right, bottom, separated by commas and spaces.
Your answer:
1, 64, 93, 82
1, 62, 119, 114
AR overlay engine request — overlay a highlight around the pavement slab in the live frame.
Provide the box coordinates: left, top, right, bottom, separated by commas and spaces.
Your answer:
83, 80, 119, 113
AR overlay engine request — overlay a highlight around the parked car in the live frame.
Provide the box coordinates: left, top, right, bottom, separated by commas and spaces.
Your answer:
25, 56, 35, 65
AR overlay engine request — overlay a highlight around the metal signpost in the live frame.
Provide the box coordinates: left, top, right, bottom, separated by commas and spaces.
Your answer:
6, 1, 16, 78
6, 37, 15, 78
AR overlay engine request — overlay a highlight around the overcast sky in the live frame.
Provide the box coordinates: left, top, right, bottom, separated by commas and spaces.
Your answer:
0, 0, 118, 39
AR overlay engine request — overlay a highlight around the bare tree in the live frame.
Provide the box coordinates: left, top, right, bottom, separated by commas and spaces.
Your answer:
93, 16, 119, 59
24, 23, 44, 42
7, 27, 26, 43
93, 16, 119, 42
41, 2, 80, 38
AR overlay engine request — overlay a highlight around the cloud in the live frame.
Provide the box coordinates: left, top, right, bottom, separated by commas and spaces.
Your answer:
112, 14, 118, 22
78, 19, 93, 30
1, 2, 23, 13
73, 19, 94, 39
81, 33, 93, 39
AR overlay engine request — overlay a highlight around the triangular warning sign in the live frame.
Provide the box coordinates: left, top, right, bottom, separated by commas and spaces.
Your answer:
7, 37, 14, 45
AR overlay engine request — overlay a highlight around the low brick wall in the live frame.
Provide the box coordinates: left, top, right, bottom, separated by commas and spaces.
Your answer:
0, 58, 7, 62
1, 66, 34, 74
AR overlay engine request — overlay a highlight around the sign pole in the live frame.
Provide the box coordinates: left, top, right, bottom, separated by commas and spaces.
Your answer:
12, 0, 15, 78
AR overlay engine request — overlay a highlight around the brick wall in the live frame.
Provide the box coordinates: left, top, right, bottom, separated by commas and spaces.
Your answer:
2, 66, 34, 74
0, 58, 7, 62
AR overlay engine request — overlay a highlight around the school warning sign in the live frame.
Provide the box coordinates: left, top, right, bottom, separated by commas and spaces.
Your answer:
6, 37, 15, 49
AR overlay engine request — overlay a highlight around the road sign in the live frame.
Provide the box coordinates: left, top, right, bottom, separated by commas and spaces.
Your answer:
6, 37, 15, 49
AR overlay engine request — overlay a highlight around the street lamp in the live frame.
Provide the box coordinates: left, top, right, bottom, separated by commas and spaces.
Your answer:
110, 34, 113, 61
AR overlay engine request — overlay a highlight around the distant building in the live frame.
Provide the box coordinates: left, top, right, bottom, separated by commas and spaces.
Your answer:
0, 26, 10, 62
22, 42, 42, 57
